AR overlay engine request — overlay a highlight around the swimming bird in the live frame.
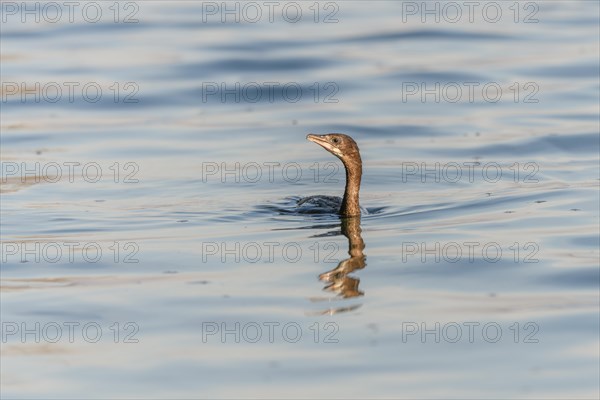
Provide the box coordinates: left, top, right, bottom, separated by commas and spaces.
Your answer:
299, 133, 362, 217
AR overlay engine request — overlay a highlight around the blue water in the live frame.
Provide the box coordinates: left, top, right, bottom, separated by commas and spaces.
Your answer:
1, 1, 599, 398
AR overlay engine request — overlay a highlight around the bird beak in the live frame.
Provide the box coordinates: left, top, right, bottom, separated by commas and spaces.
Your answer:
307, 134, 339, 155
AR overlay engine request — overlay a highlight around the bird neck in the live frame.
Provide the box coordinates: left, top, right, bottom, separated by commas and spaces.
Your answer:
340, 155, 362, 217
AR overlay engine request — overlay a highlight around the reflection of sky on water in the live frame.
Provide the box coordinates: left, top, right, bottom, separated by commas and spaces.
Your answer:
1, 1, 599, 398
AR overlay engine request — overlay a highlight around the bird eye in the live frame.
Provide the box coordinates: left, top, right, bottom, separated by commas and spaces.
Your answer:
332, 138, 339, 144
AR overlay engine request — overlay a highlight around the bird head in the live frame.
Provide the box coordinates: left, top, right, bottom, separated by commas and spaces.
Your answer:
306, 133, 361, 162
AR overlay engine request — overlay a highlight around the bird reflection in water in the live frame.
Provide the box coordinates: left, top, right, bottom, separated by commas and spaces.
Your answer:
320, 216, 365, 297
310, 216, 366, 315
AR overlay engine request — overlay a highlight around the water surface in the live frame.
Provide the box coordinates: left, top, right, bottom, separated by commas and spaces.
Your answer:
1, 1, 599, 399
